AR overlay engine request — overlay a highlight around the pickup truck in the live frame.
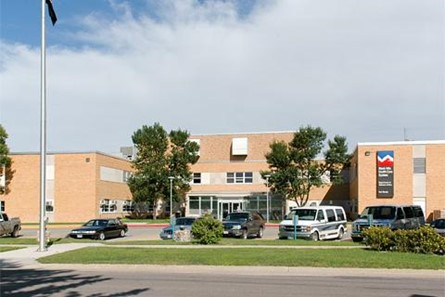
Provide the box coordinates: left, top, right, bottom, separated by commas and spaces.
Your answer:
0, 212, 21, 237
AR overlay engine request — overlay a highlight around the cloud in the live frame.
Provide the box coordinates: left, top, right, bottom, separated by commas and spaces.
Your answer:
1, 0, 443, 153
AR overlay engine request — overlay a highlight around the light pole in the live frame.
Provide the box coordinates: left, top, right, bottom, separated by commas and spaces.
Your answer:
265, 174, 271, 223
168, 176, 174, 222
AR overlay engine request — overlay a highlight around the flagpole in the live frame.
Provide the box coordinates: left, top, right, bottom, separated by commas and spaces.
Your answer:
38, 0, 47, 252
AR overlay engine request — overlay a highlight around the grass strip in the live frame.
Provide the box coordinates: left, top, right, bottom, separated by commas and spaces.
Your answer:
38, 247, 445, 269
106, 238, 357, 246
0, 246, 26, 252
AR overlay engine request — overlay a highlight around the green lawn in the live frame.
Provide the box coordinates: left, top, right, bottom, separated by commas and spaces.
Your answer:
38, 247, 445, 269
107, 238, 358, 246
0, 246, 26, 252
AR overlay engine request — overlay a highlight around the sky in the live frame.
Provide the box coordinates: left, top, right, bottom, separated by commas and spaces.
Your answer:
0, 0, 444, 155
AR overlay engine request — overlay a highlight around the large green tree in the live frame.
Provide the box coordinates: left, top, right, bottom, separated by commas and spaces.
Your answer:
262, 126, 350, 208
127, 123, 199, 218
0, 124, 13, 195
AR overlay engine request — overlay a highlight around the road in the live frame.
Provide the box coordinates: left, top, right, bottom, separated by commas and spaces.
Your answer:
2, 264, 443, 297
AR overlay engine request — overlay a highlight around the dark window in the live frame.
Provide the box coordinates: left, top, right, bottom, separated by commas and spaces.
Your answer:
403, 207, 414, 219
245, 172, 253, 183
0, 201, 4, 212
326, 209, 336, 222
396, 208, 405, 220
226, 173, 234, 183
193, 173, 201, 184
413, 206, 424, 218
335, 209, 345, 221
362, 206, 396, 220
316, 210, 325, 221
235, 172, 244, 183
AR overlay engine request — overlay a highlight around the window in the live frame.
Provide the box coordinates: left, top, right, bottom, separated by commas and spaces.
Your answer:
46, 201, 54, 213
413, 206, 424, 218
335, 209, 345, 221
226, 172, 254, 184
413, 158, 426, 174
403, 206, 414, 219
192, 173, 201, 184
326, 209, 336, 222
100, 199, 117, 213
0, 201, 4, 212
316, 210, 325, 221
123, 200, 134, 212
245, 172, 253, 183
396, 208, 404, 220
123, 171, 132, 182
227, 172, 235, 183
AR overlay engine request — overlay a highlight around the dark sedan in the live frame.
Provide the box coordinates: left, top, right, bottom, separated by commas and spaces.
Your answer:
69, 218, 128, 240
430, 219, 445, 237
222, 211, 265, 239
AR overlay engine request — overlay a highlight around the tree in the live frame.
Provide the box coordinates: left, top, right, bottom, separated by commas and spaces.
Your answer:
0, 124, 13, 195
127, 123, 199, 218
261, 126, 350, 207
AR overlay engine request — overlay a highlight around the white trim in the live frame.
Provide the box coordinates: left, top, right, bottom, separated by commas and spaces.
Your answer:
357, 140, 445, 146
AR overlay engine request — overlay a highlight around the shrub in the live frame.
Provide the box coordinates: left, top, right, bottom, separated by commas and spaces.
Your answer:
362, 227, 394, 251
191, 214, 223, 245
362, 226, 445, 255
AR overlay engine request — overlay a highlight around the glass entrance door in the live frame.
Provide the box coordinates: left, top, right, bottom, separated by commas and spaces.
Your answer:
218, 200, 244, 220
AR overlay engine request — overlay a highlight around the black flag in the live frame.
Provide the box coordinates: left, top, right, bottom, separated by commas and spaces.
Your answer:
46, 0, 57, 26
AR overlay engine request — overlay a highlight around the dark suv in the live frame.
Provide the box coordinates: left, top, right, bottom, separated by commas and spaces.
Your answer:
222, 211, 265, 239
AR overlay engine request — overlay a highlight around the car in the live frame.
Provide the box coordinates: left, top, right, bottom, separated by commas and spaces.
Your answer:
430, 218, 445, 237
159, 217, 199, 240
0, 212, 21, 238
69, 218, 128, 240
351, 205, 425, 242
222, 211, 265, 239
278, 206, 347, 241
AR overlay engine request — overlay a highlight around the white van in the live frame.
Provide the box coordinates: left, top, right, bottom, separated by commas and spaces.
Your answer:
278, 206, 347, 241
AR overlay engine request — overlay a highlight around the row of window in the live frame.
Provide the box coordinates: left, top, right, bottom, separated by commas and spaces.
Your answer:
193, 172, 254, 184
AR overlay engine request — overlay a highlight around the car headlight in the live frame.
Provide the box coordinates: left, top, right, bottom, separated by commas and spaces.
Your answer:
302, 226, 312, 232
232, 225, 241, 230
84, 230, 96, 234
71, 230, 79, 234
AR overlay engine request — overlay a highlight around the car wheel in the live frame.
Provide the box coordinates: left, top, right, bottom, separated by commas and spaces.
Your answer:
311, 231, 319, 241
11, 226, 19, 238
337, 228, 344, 240
120, 229, 125, 237
257, 227, 263, 238
241, 229, 248, 240
98, 232, 106, 241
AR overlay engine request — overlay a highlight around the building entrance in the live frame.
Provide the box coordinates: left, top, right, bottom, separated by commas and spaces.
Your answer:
218, 200, 245, 220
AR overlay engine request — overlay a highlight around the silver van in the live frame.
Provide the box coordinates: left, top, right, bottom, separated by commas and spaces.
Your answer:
278, 206, 347, 241
351, 205, 425, 242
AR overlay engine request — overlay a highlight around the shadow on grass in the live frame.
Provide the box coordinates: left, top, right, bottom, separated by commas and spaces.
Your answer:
0, 259, 149, 297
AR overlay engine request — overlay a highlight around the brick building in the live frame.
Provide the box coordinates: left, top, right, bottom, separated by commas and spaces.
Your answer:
1, 134, 443, 223
349, 140, 445, 221
2, 152, 133, 223
186, 132, 350, 220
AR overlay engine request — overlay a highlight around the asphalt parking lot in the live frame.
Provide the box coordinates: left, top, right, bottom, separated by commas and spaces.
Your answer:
19, 224, 353, 241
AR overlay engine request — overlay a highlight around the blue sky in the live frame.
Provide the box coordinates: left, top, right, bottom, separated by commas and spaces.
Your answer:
0, 0, 444, 154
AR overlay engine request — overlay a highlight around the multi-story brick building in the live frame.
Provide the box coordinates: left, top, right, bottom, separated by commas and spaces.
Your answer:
186, 132, 350, 220
1, 134, 443, 223
349, 140, 445, 221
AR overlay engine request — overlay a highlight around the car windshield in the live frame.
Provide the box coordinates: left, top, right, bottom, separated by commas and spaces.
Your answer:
83, 220, 108, 227
224, 213, 249, 222
360, 206, 396, 220
287, 209, 317, 221
174, 218, 195, 226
